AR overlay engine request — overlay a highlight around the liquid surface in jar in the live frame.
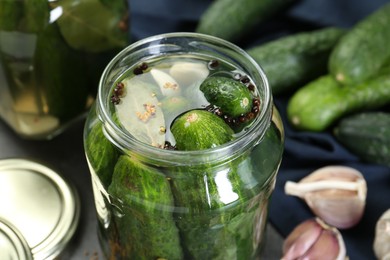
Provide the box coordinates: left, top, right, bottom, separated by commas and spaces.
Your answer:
109, 55, 261, 149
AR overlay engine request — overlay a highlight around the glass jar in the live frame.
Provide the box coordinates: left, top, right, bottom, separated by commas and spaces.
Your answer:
0, 0, 129, 139
84, 32, 284, 259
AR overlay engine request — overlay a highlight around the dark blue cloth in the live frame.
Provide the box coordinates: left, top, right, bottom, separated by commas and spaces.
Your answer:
128, 1, 390, 259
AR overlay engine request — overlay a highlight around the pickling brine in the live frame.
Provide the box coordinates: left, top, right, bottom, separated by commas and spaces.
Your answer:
0, 0, 129, 139
84, 33, 284, 260
109, 55, 262, 149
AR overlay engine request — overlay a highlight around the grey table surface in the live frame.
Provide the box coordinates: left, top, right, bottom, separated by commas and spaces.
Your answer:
0, 117, 284, 260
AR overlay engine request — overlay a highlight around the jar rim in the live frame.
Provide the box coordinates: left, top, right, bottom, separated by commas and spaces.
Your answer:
98, 32, 272, 165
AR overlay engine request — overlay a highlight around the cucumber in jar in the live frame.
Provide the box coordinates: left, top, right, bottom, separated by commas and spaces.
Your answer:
34, 23, 89, 120
108, 155, 183, 259
200, 76, 253, 118
170, 109, 262, 259
84, 112, 119, 188
169, 156, 261, 260
171, 109, 235, 150
0, 0, 23, 30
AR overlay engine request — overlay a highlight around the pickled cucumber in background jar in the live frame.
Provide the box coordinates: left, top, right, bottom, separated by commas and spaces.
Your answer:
0, 0, 130, 139
84, 33, 284, 259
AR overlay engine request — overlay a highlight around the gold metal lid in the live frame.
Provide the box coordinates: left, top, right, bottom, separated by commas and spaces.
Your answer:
0, 217, 33, 260
0, 158, 80, 260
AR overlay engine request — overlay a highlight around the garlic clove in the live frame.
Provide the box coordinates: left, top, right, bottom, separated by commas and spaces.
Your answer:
169, 61, 209, 86
303, 228, 346, 260
150, 68, 181, 97
282, 218, 347, 260
116, 77, 166, 147
282, 218, 323, 259
284, 165, 367, 229
373, 209, 390, 260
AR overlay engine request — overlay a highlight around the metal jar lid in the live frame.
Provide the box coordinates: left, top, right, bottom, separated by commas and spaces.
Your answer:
0, 217, 33, 260
0, 158, 80, 260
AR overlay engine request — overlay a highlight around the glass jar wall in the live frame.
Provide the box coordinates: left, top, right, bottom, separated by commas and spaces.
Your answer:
0, 0, 129, 139
84, 33, 284, 259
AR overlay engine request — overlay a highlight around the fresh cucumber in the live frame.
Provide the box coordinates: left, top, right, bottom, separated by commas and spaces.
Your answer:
200, 76, 253, 117
328, 2, 390, 85
287, 74, 390, 131
195, 0, 294, 42
171, 109, 234, 151
108, 155, 183, 259
334, 112, 390, 167
247, 27, 345, 95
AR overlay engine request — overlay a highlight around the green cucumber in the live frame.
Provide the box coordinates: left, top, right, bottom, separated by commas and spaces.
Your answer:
287, 74, 390, 131
200, 77, 253, 117
0, 0, 23, 30
84, 115, 119, 188
334, 112, 390, 167
34, 23, 89, 120
170, 155, 259, 259
108, 155, 183, 259
328, 3, 390, 85
195, 0, 294, 42
0, 0, 49, 32
170, 107, 270, 259
171, 109, 234, 150
21, 0, 49, 33
169, 123, 284, 259
160, 95, 191, 123
247, 27, 345, 95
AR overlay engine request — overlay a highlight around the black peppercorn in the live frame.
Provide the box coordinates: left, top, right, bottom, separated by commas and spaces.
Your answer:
110, 95, 120, 105
238, 116, 247, 123
247, 83, 255, 91
246, 112, 255, 120
133, 67, 143, 75
208, 59, 219, 69
164, 141, 177, 150
240, 75, 250, 84
214, 108, 223, 116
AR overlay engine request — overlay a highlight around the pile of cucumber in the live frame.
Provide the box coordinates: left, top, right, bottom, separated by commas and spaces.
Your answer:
285, 3, 390, 167
197, 0, 390, 167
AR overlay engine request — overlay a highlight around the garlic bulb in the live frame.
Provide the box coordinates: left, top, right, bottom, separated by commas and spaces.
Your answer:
284, 165, 367, 229
282, 218, 347, 260
373, 209, 390, 260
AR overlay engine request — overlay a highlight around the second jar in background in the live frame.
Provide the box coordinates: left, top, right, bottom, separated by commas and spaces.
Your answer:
0, 0, 130, 139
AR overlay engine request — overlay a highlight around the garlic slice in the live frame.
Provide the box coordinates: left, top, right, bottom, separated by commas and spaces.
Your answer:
373, 209, 390, 260
285, 166, 367, 229
282, 218, 347, 260
169, 61, 209, 86
116, 77, 166, 148
150, 69, 181, 97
